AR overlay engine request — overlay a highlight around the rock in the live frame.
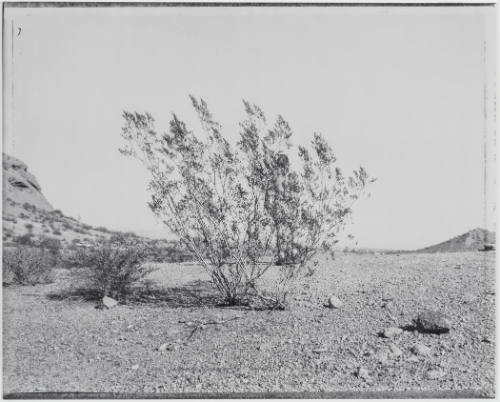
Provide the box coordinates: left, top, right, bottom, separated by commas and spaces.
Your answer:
480, 244, 495, 252
425, 369, 444, 380
3, 153, 54, 212
158, 343, 171, 352
326, 295, 343, 309
462, 292, 475, 304
381, 301, 395, 310
389, 344, 403, 357
102, 296, 118, 309
131, 364, 139, 370
413, 310, 451, 334
374, 350, 388, 364
356, 367, 370, 379
407, 355, 419, 363
381, 327, 403, 338
411, 344, 431, 356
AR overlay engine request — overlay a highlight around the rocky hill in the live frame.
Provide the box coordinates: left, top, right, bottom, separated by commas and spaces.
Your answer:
2, 153, 189, 262
3, 153, 54, 213
415, 228, 496, 253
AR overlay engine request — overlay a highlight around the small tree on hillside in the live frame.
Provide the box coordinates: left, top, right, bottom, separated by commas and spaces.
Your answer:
120, 96, 374, 308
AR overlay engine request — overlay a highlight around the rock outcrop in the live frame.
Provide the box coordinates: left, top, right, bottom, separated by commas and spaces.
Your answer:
3, 153, 54, 212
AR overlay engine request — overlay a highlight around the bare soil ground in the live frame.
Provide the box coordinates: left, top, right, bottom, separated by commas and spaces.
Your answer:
3, 252, 495, 397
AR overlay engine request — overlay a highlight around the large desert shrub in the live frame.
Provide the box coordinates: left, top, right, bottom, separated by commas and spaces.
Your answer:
120, 96, 374, 307
3, 247, 55, 285
79, 244, 156, 302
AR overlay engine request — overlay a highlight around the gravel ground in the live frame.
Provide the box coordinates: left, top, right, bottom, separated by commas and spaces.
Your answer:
3, 252, 495, 396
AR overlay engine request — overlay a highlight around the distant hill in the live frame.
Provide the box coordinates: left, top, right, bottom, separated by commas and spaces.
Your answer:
415, 228, 496, 253
2, 153, 190, 262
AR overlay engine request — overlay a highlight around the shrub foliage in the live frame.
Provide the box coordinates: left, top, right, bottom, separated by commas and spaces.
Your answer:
79, 244, 156, 302
120, 96, 374, 307
3, 247, 55, 285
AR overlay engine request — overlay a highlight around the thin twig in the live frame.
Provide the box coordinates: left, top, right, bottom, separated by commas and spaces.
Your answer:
184, 316, 243, 341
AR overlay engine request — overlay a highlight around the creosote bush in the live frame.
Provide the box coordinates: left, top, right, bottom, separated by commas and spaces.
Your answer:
120, 96, 374, 308
3, 247, 55, 285
79, 244, 156, 302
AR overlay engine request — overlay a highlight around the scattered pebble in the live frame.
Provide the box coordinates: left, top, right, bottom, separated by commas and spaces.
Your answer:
374, 350, 388, 364
381, 327, 403, 338
356, 367, 370, 379
425, 369, 444, 380
389, 344, 403, 357
158, 343, 172, 352
411, 344, 431, 356
326, 295, 343, 309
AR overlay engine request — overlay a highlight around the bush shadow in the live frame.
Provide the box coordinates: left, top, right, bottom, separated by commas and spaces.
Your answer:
46, 279, 232, 309
129, 279, 224, 308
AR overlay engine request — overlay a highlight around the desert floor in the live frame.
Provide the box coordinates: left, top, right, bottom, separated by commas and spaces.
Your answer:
3, 251, 495, 397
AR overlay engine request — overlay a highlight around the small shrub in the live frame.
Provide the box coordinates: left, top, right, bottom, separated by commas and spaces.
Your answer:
52, 229, 62, 236
62, 221, 73, 230
25, 223, 34, 231
145, 242, 192, 263
79, 244, 156, 301
37, 236, 62, 256
15, 233, 35, 246
3, 215, 16, 222
57, 245, 87, 268
3, 247, 55, 285
22, 202, 35, 212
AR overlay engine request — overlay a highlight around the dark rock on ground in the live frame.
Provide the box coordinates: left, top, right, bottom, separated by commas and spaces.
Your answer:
413, 310, 451, 334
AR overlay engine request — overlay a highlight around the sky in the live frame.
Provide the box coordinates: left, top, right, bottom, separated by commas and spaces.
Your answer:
3, 5, 497, 250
